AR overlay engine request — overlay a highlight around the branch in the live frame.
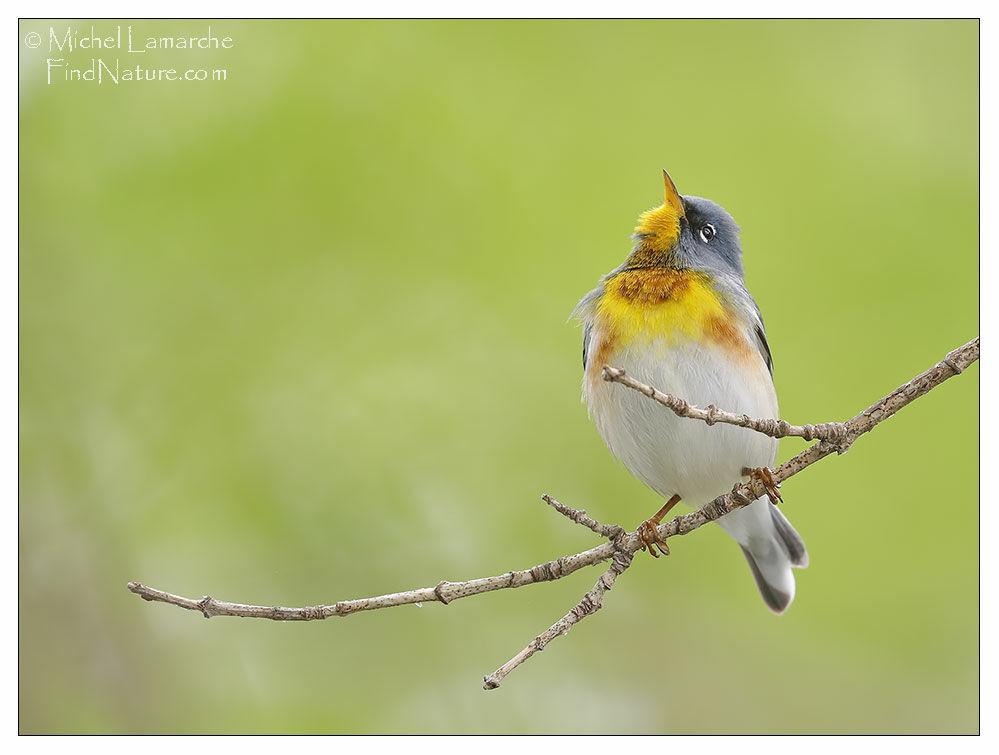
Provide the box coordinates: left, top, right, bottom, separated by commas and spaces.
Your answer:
483, 546, 634, 690
601, 365, 849, 442
126, 336, 979, 689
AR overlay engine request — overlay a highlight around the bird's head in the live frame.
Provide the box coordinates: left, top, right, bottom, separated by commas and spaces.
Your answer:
626, 171, 745, 279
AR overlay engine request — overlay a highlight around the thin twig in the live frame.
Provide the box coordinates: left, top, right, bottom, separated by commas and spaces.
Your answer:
541, 493, 626, 541
601, 365, 848, 442
127, 539, 609, 618
128, 497, 631, 620
483, 549, 634, 690
126, 336, 979, 689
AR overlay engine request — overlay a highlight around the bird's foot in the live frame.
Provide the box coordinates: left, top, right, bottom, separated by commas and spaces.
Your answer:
636, 494, 681, 558
744, 466, 783, 504
638, 519, 670, 557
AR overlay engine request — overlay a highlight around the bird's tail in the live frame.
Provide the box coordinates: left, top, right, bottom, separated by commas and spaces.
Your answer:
716, 497, 808, 614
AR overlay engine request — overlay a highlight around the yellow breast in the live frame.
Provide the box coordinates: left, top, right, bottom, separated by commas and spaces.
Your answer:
589, 268, 753, 372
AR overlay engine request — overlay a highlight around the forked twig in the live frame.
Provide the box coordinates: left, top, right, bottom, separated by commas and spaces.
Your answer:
126, 336, 979, 690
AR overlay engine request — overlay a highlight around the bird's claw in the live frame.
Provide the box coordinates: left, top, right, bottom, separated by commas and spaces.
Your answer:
635, 493, 681, 558
637, 519, 670, 557
746, 466, 783, 504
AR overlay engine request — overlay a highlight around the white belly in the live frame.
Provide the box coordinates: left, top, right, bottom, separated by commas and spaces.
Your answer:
584, 334, 778, 506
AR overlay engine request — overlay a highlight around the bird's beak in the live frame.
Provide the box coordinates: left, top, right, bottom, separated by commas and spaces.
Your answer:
663, 169, 686, 219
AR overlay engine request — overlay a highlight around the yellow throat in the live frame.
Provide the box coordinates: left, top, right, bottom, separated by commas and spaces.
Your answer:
592, 171, 748, 363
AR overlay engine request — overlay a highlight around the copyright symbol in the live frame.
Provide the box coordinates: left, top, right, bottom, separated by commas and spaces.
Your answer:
24, 32, 41, 48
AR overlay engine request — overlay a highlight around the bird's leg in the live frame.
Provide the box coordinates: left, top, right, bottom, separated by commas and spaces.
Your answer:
742, 466, 783, 504
637, 494, 681, 558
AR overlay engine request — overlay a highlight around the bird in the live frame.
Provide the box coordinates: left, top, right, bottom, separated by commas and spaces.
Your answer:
573, 171, 808, 614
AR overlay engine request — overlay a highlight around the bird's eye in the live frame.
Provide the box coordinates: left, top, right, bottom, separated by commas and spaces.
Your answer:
700, 224, 716, 242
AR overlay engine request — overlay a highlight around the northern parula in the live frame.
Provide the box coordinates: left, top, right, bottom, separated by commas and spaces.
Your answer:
573, 171, 807, 614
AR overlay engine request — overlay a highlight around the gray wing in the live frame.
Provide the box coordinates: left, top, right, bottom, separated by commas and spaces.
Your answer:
754, 322, 774, 375
573, 285, 603, 372
744, 294, 773, 375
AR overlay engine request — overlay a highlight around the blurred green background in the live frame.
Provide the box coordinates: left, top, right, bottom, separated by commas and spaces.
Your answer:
19, 19, 978, 734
